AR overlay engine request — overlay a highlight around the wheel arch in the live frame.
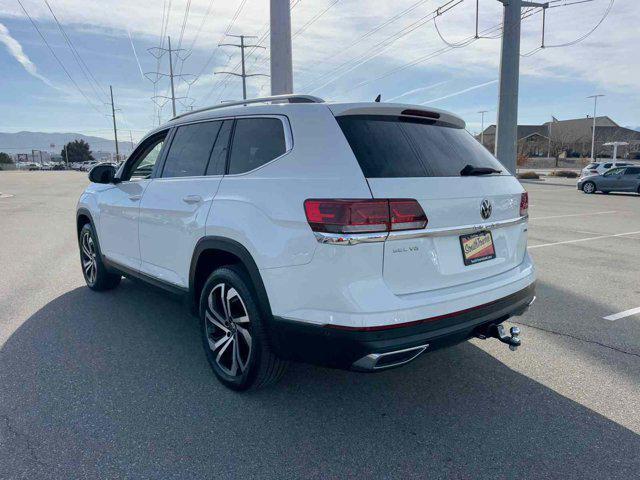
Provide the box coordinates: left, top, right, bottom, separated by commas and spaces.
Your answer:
76, 208, 94, 236
189, 237, 273, 319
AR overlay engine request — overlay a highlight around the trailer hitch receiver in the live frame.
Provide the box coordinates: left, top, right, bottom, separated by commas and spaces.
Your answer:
476, 324, 521, 351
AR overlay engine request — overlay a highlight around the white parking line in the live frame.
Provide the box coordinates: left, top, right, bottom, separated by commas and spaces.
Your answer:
528, 230, 640, 249
529, 211, 617, 220
603, 307, 640, 322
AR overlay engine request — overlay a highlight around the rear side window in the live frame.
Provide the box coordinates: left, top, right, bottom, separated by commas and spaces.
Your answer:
624, 167, 640, 175
603, 163, 612, 168
336, 115, 506, 178
228, 118, 286, 174
162, 121, 222, 178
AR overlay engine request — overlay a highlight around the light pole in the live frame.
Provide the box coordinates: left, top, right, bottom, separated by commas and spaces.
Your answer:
587, 94, 605, 161
478, 110, 488, 147
270, 0, 293, 95
494, 0, 549, 174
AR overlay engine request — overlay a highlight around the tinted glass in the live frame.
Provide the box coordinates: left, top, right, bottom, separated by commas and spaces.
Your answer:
624, 167, 640, 175
603, 163, 612, 168
604, 167, 625, 176
586, 163, 598, 169
206, 120, 233, 176
162, 122, 221, 178
336, 115, 506, 178
228, 118, 286, 174
128, 134, 166, 180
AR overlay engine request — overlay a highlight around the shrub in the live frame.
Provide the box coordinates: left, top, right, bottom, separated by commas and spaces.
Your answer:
548, 170, 578, 178
517, 171, 540, 180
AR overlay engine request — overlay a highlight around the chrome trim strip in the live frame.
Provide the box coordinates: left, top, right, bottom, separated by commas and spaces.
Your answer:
313, 231, 388, 245
352, 344, 429, 371
386, 215, 528, 241
313, 216, 528, 245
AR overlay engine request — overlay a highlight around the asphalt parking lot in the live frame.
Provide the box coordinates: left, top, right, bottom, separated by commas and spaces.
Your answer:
1, 172, 639, 479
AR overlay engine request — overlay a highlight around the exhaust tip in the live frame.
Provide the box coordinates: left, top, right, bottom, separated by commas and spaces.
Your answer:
352, 344, 429, 372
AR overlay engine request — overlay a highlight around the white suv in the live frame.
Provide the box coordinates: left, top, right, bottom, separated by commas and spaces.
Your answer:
77, 95, 536, 390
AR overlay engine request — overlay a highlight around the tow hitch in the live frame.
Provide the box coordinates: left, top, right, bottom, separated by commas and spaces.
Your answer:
476, 324, 521, 351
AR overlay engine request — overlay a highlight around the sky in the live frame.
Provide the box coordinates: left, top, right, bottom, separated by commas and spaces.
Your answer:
0, 0, 637, 144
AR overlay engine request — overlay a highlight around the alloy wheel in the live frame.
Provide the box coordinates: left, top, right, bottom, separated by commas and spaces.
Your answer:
80, 231, 97, 285
205, 283, 252, 377
583, 182, 595, 194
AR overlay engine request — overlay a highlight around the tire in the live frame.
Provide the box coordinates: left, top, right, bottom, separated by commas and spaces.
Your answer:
78, 223, 121, 291
200, 265, 288, 391
582, 181, 596, 194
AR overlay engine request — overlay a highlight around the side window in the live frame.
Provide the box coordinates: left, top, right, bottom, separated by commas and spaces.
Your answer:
624, 167, 640, 175
604, 167, 624, 176
126, 132, 167, 181
603, 163, 612, 168
228, 118, 287, 174
206, 120, 233, 176
162, 121, 222, 178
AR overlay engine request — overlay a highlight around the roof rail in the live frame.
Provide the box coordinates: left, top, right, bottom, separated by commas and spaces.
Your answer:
171, 94, 325, 121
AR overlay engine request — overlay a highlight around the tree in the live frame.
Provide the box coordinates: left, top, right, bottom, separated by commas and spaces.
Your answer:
0, 152, 13, 164
61, 139, 94, 163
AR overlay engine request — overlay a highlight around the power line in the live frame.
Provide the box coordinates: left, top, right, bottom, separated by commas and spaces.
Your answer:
341, 7, 541, 95
303, 0, 465, 94
292, 0, 340, 39
15, 0, 105, 116
176, 0, 193, 50
42, 0, 108, 102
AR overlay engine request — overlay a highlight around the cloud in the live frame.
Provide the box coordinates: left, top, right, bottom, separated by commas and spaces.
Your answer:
0, 21, 52, 86
421, 79, 498, 104
386, 80, 449, 102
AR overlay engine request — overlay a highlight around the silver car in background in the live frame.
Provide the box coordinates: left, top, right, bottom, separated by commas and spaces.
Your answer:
577, 166, 640, 194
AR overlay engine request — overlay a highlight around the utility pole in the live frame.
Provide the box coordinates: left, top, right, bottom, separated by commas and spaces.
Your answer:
110, 85, 120, 161
478, 110, 488, 146
64, 145, 69, 166
216, 35, 268, 100
587, 94, 605, 161
494, 0, 548, 174
270, 0, 293, 95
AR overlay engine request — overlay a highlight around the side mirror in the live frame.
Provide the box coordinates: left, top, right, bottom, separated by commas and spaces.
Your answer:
88, 163, 116, 184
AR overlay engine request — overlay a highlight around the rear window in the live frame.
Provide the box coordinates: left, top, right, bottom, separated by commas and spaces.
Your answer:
336, 115, 506, 178
586, 163, 599, 169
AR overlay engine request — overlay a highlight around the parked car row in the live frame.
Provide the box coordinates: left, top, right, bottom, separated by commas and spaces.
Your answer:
15, 161, 67, 170
578, 165, 640, 194
580, 161, 638, 177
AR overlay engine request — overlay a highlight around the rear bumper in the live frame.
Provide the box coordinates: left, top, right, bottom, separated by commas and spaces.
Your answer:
269, 282, 536, 370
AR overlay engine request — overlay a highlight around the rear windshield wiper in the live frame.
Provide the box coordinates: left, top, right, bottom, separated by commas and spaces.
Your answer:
460, 164, 502, 176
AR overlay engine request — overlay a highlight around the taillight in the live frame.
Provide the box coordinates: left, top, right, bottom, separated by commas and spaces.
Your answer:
304, 199, 427, 234
519, 192, 528, 216
389, 199, 428, 231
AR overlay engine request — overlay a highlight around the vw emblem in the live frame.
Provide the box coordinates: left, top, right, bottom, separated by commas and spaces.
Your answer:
480, 199, 492, 220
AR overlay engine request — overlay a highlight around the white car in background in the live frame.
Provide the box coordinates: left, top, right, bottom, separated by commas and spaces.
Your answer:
76, 94, 535, 391
581, 161, 634, 177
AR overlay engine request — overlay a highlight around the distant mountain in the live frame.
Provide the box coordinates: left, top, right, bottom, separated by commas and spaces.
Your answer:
0, 131, 134, 155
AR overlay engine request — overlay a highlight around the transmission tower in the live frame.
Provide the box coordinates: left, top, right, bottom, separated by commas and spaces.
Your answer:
146, 36, 196, 119
216, 34, 269, 100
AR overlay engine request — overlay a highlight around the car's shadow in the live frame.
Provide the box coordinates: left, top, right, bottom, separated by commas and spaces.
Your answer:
1, 280, 639, 479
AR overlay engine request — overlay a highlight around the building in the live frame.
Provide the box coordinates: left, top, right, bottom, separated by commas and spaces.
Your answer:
479, 116, 640, 159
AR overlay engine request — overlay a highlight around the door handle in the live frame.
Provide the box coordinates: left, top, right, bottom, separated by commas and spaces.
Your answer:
129, 194, 142, 201
182, 194, 203, 204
